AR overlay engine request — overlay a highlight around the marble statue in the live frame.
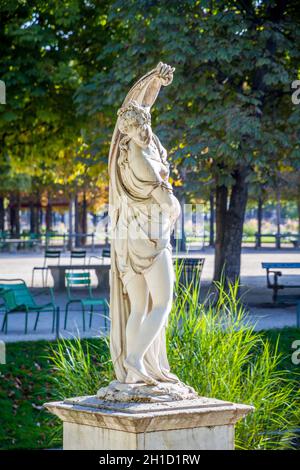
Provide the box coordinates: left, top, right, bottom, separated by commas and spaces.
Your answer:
44, 68, 254, 443
98, 63, 197, 401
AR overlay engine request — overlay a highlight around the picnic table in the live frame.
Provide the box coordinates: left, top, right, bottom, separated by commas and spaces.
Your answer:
47, 255, 204, 292
262, 262, 300, 327
48, 264, 110, 291
262, 262, 300, 301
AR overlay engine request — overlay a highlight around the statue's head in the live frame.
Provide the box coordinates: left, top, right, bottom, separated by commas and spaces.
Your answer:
117, 100, 152, 148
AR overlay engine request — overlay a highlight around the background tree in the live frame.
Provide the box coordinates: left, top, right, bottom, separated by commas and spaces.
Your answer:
76, 0, 300, 282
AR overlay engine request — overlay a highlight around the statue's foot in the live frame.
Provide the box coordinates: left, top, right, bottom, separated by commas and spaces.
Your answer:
158, 374, 179, 384
160, 369, 181, 384
124, 358, 158, 386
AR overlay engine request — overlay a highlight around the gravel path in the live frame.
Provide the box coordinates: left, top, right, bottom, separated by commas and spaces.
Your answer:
0, 248, 299, 342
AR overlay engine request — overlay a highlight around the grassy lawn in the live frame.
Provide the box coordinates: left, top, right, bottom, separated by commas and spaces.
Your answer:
0, 328, 299, 450
0, 340, 59, 450
0, 338, 105, 450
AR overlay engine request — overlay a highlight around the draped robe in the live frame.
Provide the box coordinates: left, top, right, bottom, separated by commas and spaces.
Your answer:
108, 68, 178, 383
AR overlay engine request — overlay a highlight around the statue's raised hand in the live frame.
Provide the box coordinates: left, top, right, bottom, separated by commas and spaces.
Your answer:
156, 62, 175, 86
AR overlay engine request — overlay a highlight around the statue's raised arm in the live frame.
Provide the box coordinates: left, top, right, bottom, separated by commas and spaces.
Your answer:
122, 62, 175, 109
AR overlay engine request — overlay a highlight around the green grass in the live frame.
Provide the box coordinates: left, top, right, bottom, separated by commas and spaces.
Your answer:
0, 340, 57, 450
262, 328, 300, 380
0, 337, 111, 450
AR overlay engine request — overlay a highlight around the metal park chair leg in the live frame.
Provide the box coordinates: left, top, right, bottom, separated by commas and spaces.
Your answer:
89, 305, 94, 329
25, 308, 29, 334
100, 304, 108, 333
55, 307, 60, 338
64, 302, 71, 329
51, 307, 56, 333
1, 312, 8, 333
82, 304, 86, 332
41, 269, 45, 288
105, 302, 109, 332
34, 311, 40, 331
45, 267, 50, 288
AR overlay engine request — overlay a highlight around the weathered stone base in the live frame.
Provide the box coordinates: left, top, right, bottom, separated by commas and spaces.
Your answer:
63, 421, 234, 450
44, 395, 254, 450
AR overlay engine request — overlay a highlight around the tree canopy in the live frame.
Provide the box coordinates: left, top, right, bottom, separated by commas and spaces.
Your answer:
1, 0, 300, 278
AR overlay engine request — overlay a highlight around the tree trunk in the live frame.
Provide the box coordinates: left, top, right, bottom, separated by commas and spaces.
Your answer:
179, 196, 187, 252
46, 202, 52, 232
209, 190, 215, 247
30, 201, 35, 233
275, 187, 281, 249
257, 196, 263, 248
214, 184, 227, 281
9, 194, 20, 237
68, 197, 74, 250
81, 191, 87, 246
74, 193, 80, 247
30, 195, 41, 234
38, 206, 42, 234
15, 194, 21, 237
9, 204, 15, 236
0, 196, 4, 232
214, 167, 249, 283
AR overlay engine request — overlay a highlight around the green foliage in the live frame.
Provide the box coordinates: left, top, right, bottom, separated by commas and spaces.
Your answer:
49, 335, 113, 398
76, 0, 300, 193
0, 0, 111, 201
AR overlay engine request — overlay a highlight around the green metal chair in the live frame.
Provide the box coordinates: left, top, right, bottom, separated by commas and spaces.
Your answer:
64, 272, 108, 332
0, 279, 59, 335
70, 250, 86, 266
31, 249, 61, 287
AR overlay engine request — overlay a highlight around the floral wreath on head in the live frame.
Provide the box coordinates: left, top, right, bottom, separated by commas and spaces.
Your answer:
117, 100, 151, 135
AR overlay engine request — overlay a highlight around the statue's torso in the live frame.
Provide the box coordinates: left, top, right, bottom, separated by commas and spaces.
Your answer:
115, 136, 173, 288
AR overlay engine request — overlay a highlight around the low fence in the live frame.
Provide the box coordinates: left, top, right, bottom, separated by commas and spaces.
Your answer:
0, 232, 103, 252
254, 233, 300, 249
1, 231, 300, 253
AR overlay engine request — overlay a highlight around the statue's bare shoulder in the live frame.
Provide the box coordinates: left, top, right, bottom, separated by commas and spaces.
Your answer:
128, 139, 163, 184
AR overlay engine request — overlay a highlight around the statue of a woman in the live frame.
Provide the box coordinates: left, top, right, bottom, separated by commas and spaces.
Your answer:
107, 63, 182, 389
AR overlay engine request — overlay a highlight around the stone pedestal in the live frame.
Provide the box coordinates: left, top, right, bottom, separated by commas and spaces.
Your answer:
44, 395, 253, 450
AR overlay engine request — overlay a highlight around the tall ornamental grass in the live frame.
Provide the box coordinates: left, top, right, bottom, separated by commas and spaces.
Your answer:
48, 265, 300, 449
49, 335, 114, 398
